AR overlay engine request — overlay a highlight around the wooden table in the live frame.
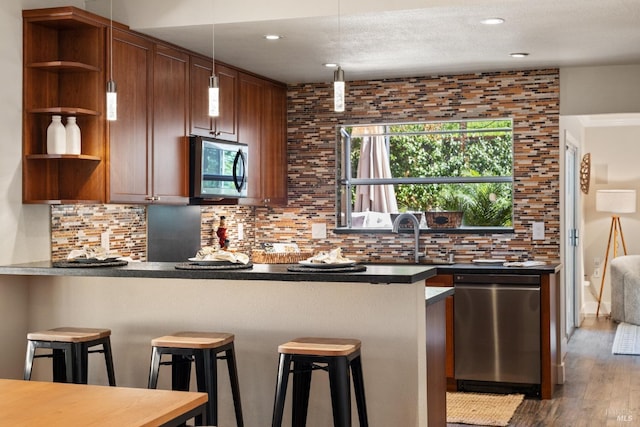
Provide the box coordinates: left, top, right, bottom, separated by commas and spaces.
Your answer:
0, 379, 207, 426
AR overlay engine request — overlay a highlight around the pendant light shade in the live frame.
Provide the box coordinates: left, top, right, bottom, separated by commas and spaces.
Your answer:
106, 0, 117, 121
106, 79, 117, 121
208, 75, 220, 117
334, 66, 345, 112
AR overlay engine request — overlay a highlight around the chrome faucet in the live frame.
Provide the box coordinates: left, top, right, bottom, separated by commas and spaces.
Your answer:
392, 213, 421, 264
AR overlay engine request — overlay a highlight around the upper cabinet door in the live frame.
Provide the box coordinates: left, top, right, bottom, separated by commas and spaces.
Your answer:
152, 44, 190, 203
108, 28, 154, 203
189, 56, 238, 142
214, 64, 239, 142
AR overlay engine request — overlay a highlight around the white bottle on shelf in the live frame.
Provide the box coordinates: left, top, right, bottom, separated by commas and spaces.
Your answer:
65, 116, 81, 155
46, 115, 66, 155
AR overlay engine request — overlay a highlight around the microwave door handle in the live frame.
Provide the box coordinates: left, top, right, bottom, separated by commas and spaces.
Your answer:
232, 149, 246, 192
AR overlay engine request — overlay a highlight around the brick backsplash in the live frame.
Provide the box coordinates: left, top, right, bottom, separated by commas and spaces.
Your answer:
51, 68, 560, 264
258, 68, 560, 263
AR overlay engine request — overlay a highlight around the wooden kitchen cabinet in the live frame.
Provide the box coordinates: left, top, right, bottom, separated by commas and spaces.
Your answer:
425, 273, 455, 391
23, 7, 285, 206
151, 44, 189, 203
22, 8, 106, 203
238, 72, 288, 207
108, 30, 189, 204
108, 28, 153, 203
190, 56, 238, 142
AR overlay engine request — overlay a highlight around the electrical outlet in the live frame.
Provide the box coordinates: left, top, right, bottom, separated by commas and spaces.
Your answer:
311, 223, 327, 239
532, 221, 545, 240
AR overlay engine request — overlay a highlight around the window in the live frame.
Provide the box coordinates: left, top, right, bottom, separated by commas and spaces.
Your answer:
336, 119, 514, 230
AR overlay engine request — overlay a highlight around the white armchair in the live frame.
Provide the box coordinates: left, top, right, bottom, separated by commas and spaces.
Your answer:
610, 255, 640, 325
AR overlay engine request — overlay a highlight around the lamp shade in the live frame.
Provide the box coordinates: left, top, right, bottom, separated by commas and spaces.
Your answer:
596, 189, 637, 214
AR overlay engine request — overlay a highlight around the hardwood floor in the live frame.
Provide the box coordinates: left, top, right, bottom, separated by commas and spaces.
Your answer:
449, 316, 640, 426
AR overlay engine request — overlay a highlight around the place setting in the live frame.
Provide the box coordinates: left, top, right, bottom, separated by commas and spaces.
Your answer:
53, 246, 129, 268
174, 246, 253, 270
286, 248, 366, 273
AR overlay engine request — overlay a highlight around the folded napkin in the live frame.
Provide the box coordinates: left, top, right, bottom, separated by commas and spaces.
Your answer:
502, 260, 546, 267
194, 247, 250, 264
304, 248, 354, 264
67, 246, 121, 260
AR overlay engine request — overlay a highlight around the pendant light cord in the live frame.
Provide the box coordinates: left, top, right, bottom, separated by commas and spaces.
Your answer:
109, 0, 113, 80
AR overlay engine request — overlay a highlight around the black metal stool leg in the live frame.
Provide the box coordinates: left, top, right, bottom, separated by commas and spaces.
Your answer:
292, 360, 312, 427
74, 342, 89, 384
328, 357, 352, 427
23, 341, 36, 380
196, 349, 218, 426
103, 338, 117, 386
225, 344, 244, 427
350, 355, 369, 427
148, 347, 162, 388
172, 353, 192, 392
271, 353, 292, 427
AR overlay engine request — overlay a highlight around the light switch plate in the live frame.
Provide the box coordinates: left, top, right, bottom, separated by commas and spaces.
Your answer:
311, 223, 327, 239
101, 231, 110, 251
532, 221, 545, 240
238, 223, 244, 241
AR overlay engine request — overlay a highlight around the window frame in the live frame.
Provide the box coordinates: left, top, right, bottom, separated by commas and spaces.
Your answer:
335, 118, 515, 233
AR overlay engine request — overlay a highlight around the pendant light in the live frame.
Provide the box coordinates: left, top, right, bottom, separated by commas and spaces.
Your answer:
334, 66, 345, 112
333, 0, 345, 112
106, 0, 117, 121
208, 0, 220, 117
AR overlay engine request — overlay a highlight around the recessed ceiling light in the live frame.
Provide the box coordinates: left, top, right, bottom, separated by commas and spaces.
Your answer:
264, 34, 282, 40
510, 52, 529, 58
481, 17, 505, 25
323, 63, 339, 68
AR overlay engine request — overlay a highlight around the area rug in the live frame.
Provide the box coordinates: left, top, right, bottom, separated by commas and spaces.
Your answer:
612, 322, 640, 355
446, 392, 524, 426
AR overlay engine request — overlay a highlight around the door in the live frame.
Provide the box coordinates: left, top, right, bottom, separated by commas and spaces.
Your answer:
152, 44, 189, 203
108, 28, 153, 203
565, 136, 581, 338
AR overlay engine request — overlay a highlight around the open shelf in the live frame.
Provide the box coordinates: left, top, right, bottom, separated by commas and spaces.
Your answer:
27, 107, 100, 116
28, 61, 101, 72
26, 154, 101, 161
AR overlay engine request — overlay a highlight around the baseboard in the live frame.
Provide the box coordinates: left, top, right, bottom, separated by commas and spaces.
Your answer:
582, 301, 609, 316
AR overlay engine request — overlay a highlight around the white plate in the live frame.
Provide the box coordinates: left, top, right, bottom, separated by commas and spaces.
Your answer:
472, 259, 507, 265
298, 260, 356, 268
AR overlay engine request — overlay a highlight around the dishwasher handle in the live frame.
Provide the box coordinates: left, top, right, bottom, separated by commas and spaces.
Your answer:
455, 284, 540, 292
454, 274, 540, 285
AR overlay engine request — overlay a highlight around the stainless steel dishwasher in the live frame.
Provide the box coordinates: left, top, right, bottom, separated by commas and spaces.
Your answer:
454, 273, 541, 396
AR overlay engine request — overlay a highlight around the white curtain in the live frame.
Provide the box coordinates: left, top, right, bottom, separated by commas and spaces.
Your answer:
354, 126, 398, 213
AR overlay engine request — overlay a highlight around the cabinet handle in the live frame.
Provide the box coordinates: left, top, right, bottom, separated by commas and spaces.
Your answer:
145, 196, 154, 201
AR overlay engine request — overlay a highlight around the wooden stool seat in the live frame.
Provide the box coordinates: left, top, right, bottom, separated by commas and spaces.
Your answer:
24, 326, 116, 386
148, 331, 243, 427
278, 337, 361, 356
151, 331, 234, 349
272, 337, 368, 427
27, 327, 111, 343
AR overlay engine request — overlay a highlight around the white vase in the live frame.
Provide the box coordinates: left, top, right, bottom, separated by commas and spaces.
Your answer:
46, 115, 66, 155
65, 116, 81, 155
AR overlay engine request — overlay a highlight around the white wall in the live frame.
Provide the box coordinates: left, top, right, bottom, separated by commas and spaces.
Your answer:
582, 124, 640, 314
560, 65, 640, 116
0, 0, 85, 379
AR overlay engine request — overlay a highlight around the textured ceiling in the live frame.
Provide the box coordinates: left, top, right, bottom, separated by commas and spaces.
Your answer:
102, 0, 640, 85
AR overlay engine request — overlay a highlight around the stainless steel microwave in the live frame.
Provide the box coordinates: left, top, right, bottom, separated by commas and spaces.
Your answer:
189, 136, 248, 200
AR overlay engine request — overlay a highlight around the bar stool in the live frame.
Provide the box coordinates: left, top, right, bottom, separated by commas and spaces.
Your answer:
148, 331, 244, 427
23, 327, 116, 385
271, 337, 369, 427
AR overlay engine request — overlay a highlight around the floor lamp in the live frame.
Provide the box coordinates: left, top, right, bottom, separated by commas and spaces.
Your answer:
596, 189, 637, 317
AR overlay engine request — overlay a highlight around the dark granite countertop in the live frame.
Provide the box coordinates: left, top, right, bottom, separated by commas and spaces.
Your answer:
0, 261, 437, 285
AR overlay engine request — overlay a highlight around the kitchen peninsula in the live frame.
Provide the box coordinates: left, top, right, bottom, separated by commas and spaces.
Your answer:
0, 262, 448, 427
